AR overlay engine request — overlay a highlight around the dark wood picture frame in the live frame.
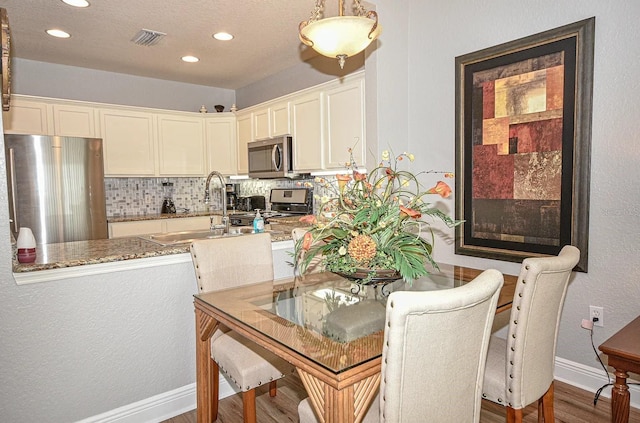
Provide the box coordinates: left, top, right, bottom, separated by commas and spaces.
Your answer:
454, 18, 594, 272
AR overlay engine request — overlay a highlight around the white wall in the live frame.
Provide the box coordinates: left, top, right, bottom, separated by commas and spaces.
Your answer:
12, 58, 236, 113
374, 0, 640, 371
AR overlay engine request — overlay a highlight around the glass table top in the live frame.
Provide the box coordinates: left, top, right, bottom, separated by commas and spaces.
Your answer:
195, 264, 513, 374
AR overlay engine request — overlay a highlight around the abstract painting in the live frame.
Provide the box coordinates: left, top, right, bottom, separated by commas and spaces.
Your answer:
454, 18, 594, 271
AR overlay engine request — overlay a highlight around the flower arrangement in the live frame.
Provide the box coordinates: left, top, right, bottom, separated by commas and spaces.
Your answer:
294, 149, 461, 284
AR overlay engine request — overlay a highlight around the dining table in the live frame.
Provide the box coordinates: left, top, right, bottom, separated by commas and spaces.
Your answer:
193, 264, 517, 423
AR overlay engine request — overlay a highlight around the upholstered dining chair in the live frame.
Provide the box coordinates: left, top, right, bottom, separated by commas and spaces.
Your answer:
292, 227, 324, 274
299, 268, 505, 423
481, 245, 580, 423
190, 233, 295, 423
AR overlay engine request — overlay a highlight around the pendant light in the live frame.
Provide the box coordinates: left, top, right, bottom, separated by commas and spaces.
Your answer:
299, 0, 381, 69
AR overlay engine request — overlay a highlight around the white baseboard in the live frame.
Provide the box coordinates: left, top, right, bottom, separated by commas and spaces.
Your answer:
74, 375, 238, 423
554, 357, 640, 409
77, 359, 638, 422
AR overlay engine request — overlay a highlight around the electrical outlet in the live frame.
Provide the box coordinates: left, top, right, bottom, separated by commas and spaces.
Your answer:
590, 306, 604, 327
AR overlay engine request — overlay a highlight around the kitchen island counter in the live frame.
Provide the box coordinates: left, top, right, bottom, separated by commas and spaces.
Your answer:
10, 215, 308, 287
13, 229, 295, 274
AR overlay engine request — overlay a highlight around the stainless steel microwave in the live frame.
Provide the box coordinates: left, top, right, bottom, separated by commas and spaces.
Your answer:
248, 136, 300, 179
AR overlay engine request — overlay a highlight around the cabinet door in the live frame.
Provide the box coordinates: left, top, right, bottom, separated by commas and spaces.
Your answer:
157, 114, 206, 176
292, 92, 323, 171
206, 116, 237, 175
324, 78, 366, 169
253, 108, 270, 140
2, 98, 50, 134
108, 220, 163, 238
236, 113, 253, 174
52, 104, 96, 137
100, 109, 156, 176
270, 101, 291, 137
164, 216, 211, 232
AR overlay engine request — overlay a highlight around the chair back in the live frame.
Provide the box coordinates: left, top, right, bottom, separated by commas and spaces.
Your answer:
504, 245, 580, 410
380, 269, 504, 423
190, 232, 274, 293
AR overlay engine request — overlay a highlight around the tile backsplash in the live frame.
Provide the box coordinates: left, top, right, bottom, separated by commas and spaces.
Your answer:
104, 176, 320, 217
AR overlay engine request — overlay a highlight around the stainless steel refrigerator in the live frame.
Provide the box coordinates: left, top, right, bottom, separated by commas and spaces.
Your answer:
5, 134, 108, 244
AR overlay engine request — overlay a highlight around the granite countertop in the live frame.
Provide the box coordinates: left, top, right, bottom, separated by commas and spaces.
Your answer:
12, 215, 308, 274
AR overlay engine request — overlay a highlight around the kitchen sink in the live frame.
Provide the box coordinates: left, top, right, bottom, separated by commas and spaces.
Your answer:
138, 226, 282, 246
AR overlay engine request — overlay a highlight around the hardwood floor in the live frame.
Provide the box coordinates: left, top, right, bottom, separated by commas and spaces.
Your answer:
163, 373, 640, 423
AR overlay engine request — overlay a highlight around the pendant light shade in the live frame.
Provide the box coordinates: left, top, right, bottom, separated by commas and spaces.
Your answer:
299, 0, 381, 69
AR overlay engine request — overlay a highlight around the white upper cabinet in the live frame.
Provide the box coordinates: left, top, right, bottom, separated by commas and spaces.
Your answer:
270, 101, 291, 137
157, 113, 206, 176
324, 78, 366, 169
99, 108, 156, 176
206, 115, 237, 175
236, 113, 253, 175
235, 70, 366, 173
3, 98, 50, 134
253, 101, 290, 139
3, 97, 97, 137
291, 91, 324, 171
253, 108, 270, 140
52, 104, 97, 137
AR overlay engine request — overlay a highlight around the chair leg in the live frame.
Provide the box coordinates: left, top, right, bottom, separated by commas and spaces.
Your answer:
269, 380, 277, 397
539, 383, 555, 423
242, 389, 257, 423
211, 359, 220, 420
506, 406, 524, 423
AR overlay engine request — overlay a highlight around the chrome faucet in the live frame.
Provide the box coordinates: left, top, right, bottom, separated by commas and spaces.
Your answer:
204, 171, 229, 234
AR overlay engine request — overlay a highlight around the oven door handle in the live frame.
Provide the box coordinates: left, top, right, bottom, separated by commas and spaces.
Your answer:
271, 145, 282, 171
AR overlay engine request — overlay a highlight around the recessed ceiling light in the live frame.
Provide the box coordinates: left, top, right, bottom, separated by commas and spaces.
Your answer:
46, 29, 71, 38
62, 0, 90, 7
213, 32, 233, 41
181, 56, 199, 63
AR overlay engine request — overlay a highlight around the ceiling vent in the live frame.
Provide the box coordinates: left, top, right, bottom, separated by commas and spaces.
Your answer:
131, 29, 167, 46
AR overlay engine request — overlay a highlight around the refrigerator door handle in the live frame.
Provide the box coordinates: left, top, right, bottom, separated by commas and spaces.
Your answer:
7, 147, 17, 232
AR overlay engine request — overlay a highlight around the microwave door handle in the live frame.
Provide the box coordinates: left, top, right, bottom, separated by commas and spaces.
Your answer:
8, 148, 18, 232
271, 144, 282, 171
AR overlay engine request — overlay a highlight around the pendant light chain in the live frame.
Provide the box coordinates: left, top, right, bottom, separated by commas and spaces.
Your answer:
307, 0, 325, 23
353, 0, 368, 16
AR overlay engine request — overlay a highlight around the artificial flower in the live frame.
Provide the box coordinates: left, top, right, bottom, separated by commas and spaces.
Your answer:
294, 148, 461, 283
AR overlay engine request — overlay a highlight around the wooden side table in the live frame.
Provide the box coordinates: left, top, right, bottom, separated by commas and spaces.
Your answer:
599, 316, 640, 423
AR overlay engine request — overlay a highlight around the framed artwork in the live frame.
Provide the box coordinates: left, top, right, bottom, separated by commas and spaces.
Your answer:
454, 18, 594, 272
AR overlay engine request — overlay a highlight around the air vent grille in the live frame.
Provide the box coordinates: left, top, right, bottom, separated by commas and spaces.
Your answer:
131, 29, 166, 46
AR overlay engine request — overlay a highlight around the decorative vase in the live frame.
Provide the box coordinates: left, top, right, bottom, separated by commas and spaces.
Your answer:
214, 104, 224, 113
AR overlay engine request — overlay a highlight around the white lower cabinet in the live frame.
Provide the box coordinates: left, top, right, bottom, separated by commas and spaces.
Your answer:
108, 216, 216, 238
108, 220, 164, 238
164, 216, 212, 232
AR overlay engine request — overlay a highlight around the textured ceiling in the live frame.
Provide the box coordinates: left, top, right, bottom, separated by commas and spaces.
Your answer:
0, 0, 364, 89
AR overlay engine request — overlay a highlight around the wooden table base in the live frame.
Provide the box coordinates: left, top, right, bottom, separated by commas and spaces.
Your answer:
599, 316, 640, 423
297, 368, 380, 423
